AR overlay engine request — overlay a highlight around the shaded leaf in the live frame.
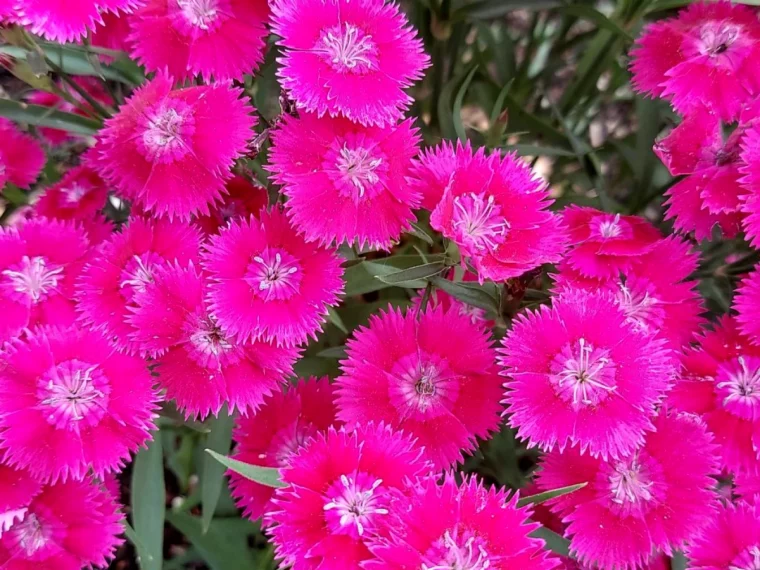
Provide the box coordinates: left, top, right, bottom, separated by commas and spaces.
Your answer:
430, 277, 500, 313
531, 527, 571, 558
517, 482, 587, 507
453, 65, 479, 142
205, 449, 285, 488
409, 223, 435, 246
327, 307, 348, 334
165, 512, 256, 570
375, 261, 447, 286
123, 522, 155, 569
0, 99, 101, 135
343, 255, 444, 297
131, 436, 165, 570
559, 5, 633, 41
456, 0, 562, 20
504, 144, 576, 157
317, 346, 348, 359
201, 408, 234, 533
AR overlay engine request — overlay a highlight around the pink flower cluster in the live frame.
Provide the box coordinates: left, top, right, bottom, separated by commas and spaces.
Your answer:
1, 1, 760, 570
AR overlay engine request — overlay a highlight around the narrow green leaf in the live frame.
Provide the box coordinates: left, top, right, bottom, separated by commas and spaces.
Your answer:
317, 346, 348, 359
327, 307, 348, 334
205, 449, 285, 488
131, 435, 165, 570
166, 513, 256, 570
201, 408, 234, 533
456, 0, 561, 20
430, 277, 500, 313
503, 144, 576, 158
0, 99, 101, 135
517, 483, 587, 508
453, 65, 479, 142
123, 522, 154, 567
559, 5, 633, 42
408, 223, 435, 246
648, 0, 691, 10
375, 261, 446, 286
531, 527, 571, 557
343, 255, 445, 297
670, 551, 688, 570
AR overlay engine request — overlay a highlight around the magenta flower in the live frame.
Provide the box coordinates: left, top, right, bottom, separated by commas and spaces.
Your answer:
336, 305, 503, 470
267, 423, 433, 570
0, 464, 41, 536
562, 206, 661, 280
0, 326, 159, 482
129, 0, 269, 82
368, 474, 558, 570
13, 0, 141, 42
554, 236, 704, 351
193, 175, 268, 236
77, 216, 201, 354
0, 475, 124, 570
739, 120, 760, 248
95, 73, 255, 220
202, 207, 345, 347
668, 316, 760, 473
269, 112, 422, 251
537, 412, 719, 570
407, 140, 459, 211
630, 1, 760, 121
0, 120, 45, 190
736, 267, 760, 345
0, 218, 90, 344
128, 262, 298, 419
229, 377, 340, 523
500, 288, 675, 460
687, 501, 760, 570
430, 145, 567, 283
34, 166, 108, 226
271, 0, 429, 127
654, 107, 746, 240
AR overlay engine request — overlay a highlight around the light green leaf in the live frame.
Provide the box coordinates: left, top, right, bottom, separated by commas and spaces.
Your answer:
131, 435, 165, 570
453, 65, 479, 142
0, 99, 101, 135
327, 307, 348, 334
430, 277, 500, 313
408, 223, 435, 246
205, 449, 285, 488
517, 482, 587, 508
166, 513, 256, 570
317, 346, 348, 359
375, 261, 447, 286
671, 551, 688, 570
123, 522, 154, 569
503, 144, 576, 158
201, 408, 234, 533
343, 255, 445, 297
531, 527, 571, 558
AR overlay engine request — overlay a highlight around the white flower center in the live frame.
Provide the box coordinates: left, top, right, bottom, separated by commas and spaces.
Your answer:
336, 145, 383, 198
177, 0, 220, 29
317, 23, 376, 73
120, 254, 156, 295
730, 545, 760, 570
323, 475, 388, 537
11, 514, 50, 556
598, 213, 622, 238
247, 249, 302, 302
609, 454, 654, 506
719, 357, 760, 407
553, 338, 616, 407
699, 22, 742, 57
451, 192, 509, 253
61, 183, 88, 205
422, 531, 493, 570
2, 255, 64, 303
189, 316, 233, 357
38, 360, 109, 431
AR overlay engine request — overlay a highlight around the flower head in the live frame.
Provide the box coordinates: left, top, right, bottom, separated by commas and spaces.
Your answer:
687, 501, 760, 570
407, 140, 459, 211
229, 377, 340, 523
562, 206, 661, 279
269, 112, 421, 250
271, 0, 429, 127
537, 412, 719, 570
367, 474, 559, 570
202, 207, 345, 346
95, 73, 255, 220
0, 474, 124, 570
668, 316, 760, 473
267, 423, 433, 569
193, 175, 268, 235
0, 218, 90, 344
77, 216, 201, 354
128, 262, 299, 418
336, 305, 503, 470
0, 465, 41, 536
0, 326, 159, 482
430, 145, 567, 283
500, 289, 675, 460
129, 0, 269, 82
736, 267, 760, 345
738, 120, 760, 248
630, 1, 760, 120
34, 166, 108, 225
0, 120, 45, 190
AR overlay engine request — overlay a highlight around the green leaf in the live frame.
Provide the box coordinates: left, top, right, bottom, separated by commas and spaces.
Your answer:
671, 551, 688, 570
205, 449, 285, 488
453, 65, 478, 142
408, 223, 435, 246
430, 277, 500, 313
123, 522, 155, 569
503, 144, 576, 157
455, 0, 562, 20
201, 408, 234, 533
327, 307, 348, 334
317, 346, 348, 359
648, 0, 691, 10
559, 5, 634, 42
0, 99, 101, 135
343, 255, 444, 297
517, 483, 587, 507
165, 513, 256, 570
131, 435, 165, 570
531, 527, 571, 558
375, 261, 447, 286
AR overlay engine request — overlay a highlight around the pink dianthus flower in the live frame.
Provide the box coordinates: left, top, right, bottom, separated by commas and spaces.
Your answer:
193, 175, 268, 236
562, 206, 661, 280
668, 316, 760, 473
735, 267, 760, 345
0, 326, 159, 482
0, 464, 41, 536
407, 140, 459, 211
500, 288, 675, 460
630, 1, 760, 121
0, 120, 45, 190
229, 377, 339, 523
77, 216, 201, 354
654, 107, 748, 240
90, 10, 132, 52
128, 262, 298, 419
430, 145, 567, 283
267, 423, 433, 570
0, 474, 124, 570
336, 305, 503, 470
271, 0, 429, 127
738, 119, 760, 248
129, 0, 269, 82
202, 207, 345, 347
537, 412, 719, 570
95, 73, 255, 220
269, 112, 421, 251
367, 474, 559, 570
34, 166, 108, 225
687, 501, 760, 570
0, 218, 90, 344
